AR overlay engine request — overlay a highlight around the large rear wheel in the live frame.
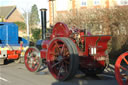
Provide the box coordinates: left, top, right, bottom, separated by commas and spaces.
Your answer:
115, 52, 128, 85
47, 37, 79, 81
24, 47, 42, 72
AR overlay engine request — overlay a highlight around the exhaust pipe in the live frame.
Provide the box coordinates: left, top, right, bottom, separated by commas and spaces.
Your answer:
40, 8, 47, 40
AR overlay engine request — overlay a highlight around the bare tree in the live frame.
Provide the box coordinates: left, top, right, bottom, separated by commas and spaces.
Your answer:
55, 7, 128, 55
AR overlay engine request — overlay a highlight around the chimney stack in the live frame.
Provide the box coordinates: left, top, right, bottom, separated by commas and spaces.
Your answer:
40, 8, 47, 40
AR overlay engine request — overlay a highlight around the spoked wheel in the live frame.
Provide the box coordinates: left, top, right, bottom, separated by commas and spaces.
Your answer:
47, 37, 79, 81
115, 52, 128, 85
24, 47, 42, 72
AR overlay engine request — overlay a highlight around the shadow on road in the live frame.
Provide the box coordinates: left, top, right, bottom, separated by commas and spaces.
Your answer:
52, 71, 117, 85
4, 59, 14, 65
35, 71, 50, 75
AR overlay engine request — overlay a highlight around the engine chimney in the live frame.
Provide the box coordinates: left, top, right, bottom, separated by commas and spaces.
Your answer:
40, 8, 47, 40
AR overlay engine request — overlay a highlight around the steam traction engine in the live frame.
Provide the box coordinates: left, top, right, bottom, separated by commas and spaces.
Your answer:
24, 9, 111, 81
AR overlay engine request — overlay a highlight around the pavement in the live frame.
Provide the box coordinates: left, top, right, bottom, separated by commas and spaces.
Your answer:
0, 62, 118, 85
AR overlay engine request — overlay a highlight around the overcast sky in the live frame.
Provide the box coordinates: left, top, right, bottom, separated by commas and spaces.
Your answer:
0, 0, 48, 13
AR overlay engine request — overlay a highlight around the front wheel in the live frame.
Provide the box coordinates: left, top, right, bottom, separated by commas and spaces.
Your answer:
24, 47, 42, 72
47, 37, 79, 81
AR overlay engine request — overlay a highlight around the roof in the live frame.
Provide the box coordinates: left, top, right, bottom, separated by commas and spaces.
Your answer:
0, 6, 16, 19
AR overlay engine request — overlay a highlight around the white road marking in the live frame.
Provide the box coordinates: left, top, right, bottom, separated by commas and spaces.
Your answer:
0, 77, 8, 82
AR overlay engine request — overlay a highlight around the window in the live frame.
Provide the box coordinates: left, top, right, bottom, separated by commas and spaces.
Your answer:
56, 0, 68, 11
81, 0, 87, 6
117, 0, 128, 5
94, 0, 100, 5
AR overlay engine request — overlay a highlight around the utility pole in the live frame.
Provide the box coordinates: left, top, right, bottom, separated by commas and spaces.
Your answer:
26, 11, 29, 45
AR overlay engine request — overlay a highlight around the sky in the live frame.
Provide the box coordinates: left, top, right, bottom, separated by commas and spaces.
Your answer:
0, 0, 48, 13
0, 0, 49, 22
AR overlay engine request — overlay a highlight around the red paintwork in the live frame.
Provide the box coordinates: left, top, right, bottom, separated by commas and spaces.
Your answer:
7, 50, 21, 59
41, 40, 50, 49
97, 36, 111, 56
50, 22, 71, 40
84, 36, 99, 56
7, 43, 22, 59
78, 36, 110, 69
7, 54, 19, 59
83, 36, 111, 56
115, 52, 128, 85
40, 49, 47, 59
40, 40, 50, 59
0, 43, 23, 60
40, 22, 111, 68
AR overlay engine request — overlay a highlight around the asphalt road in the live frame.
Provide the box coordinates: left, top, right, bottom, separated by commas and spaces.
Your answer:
0, 62, 118, 85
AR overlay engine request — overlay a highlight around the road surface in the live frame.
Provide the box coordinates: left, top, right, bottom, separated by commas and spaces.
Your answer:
0, 62, 118, 85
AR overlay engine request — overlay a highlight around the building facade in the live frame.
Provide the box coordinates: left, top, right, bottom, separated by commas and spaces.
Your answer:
49, 0, 128, 25
0, 5, 24, 22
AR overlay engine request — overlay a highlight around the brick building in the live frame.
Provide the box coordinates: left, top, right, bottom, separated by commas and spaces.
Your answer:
0, 5, 24, 22
49, 0, 128, 25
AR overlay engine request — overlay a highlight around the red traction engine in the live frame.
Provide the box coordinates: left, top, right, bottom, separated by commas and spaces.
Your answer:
24, 9, 111, 81
115, 52, 128, 85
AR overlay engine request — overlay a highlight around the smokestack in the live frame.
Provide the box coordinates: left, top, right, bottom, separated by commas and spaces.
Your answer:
40, 8, 47, 40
